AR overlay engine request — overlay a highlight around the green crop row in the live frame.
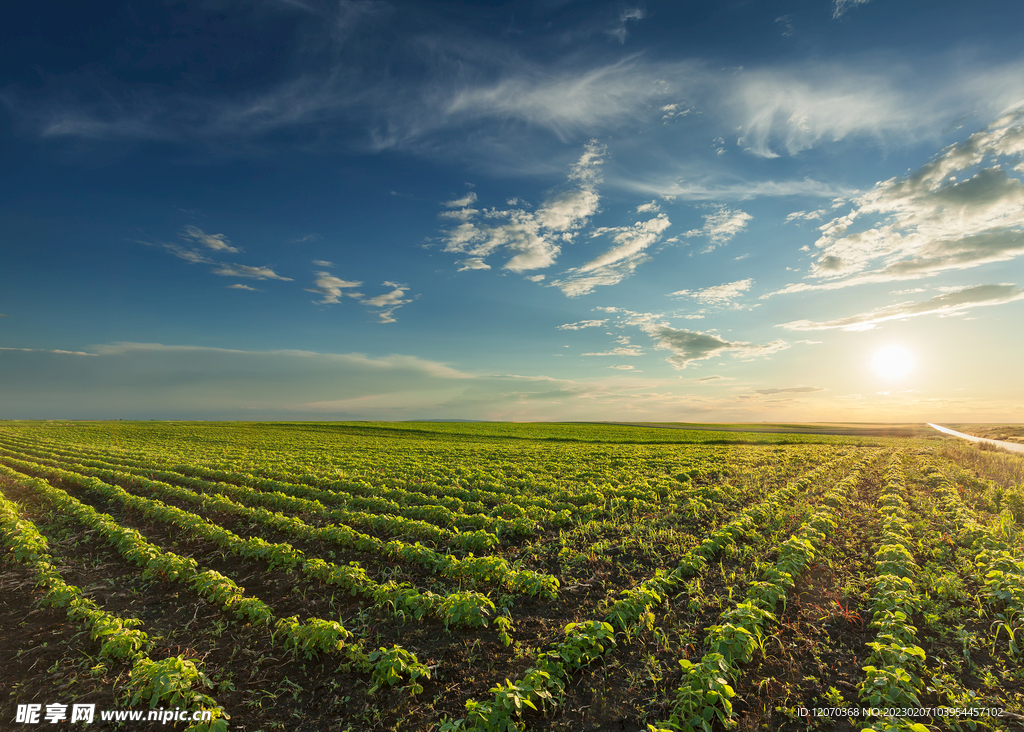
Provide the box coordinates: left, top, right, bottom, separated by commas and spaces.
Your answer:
857, 456, 931, 732
0, 478, 228, 732
0, 463, 434, 694
927, 465, 1024, 657
0, 433, 566, 531
0, 456, 541, 629
438, 452, 864, 732
650, 455, 869, 732
0, 442, 501, 552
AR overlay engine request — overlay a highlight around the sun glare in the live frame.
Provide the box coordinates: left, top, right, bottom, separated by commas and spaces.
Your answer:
872, 345, 914, 380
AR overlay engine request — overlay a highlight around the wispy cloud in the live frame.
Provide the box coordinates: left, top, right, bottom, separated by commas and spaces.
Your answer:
557, 319, 607, 330
183, 226, 240, 253
444, 192, 478, 208
605, 7, 646, 43
362, 281, 413, 323
212, 264, 293, 281
670, 278, 754, 304
0, 346, 96, 356
683, 206, 752, 251
305, 266, 413, 322
581, 346, 644, 357
228, 284, 261, 291
832, 0, 872, 19
779, 284, 1024, 331
306, 272, 364, 304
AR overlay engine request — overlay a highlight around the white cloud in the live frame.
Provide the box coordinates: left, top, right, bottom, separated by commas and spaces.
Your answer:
440, 141, 605, 274
457, 258, 491, 271
362, 282, 413, 323
609, 364, 636, 370
549, 255, 648, 298
162, 243, 213, 264
0, 346, 96, 356
778, 283, 1024, 331
444, 192, 478, 208
636, 200, 660, 213
228, 284, 260, 291
212, 264, 293, 281
784, 210, 826, 223
660, 104, 691, 122
769, 107, 1024, 296
582, 214, 672, 272
291, 233, 323, 244
312, 259, 335, 267
526, 274, 545, 282
557, 319, 607, 330
641, 325, 788, 369
306, 271, 363, 304
183, 226, 240, 253
550, 213, 672, 297
683, 206, 752, 250
670, 278, 754, 304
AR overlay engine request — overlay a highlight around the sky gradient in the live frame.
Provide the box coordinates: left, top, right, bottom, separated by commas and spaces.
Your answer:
2, 0, 1023, 422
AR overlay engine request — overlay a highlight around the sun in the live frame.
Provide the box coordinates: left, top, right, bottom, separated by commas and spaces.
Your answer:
872, 345, 914, 380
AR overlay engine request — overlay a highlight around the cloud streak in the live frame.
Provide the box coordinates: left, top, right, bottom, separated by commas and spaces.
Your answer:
779, 283, 1024, 331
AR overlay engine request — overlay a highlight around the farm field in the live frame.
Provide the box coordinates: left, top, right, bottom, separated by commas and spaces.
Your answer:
1, 421, 1023, 732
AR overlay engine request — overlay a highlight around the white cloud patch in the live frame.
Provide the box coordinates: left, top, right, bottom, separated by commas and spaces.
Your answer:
557, 319, 607, 330
457, 258, 491, 271
779, 283, 1024, 331
660, 104, 691, 122
526, 274, 545, 282
306, 271, 364, 304
784, 210, 827, 223
609, 364, 636, 370
445, 192, 478, 208
769, 107, 1024, 296
670, 278, 754, 304
551, 214, 672, 296
642, 325, 788, 369
440, 141, 604, 274
636, 200, 660, 213
312, 259, 335, 267
683, 206, 752, 251
183, 226, 240, 254
212, 264, 293, 281
228, 284, 260, 291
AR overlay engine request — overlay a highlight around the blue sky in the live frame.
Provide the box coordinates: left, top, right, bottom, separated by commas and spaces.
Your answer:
2, 0, 1023, 421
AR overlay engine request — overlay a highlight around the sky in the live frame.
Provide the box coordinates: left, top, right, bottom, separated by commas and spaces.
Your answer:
1, 0, 1023, 422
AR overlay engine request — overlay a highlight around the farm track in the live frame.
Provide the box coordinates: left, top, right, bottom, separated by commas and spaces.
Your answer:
2, 422, 1023, 731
